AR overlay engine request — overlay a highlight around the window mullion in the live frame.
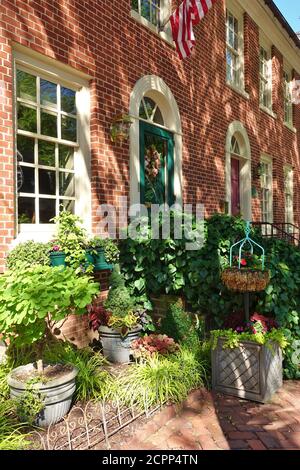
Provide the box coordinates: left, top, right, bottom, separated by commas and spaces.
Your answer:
35, 138, 39, 224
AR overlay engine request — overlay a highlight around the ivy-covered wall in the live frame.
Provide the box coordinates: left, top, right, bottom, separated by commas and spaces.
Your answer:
120, 214, 300, 378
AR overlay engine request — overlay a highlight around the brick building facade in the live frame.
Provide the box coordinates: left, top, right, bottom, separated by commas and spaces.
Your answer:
0, 0, 300, 271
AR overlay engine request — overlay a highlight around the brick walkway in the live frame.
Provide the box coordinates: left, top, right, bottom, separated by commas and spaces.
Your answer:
112, 381, 300, 450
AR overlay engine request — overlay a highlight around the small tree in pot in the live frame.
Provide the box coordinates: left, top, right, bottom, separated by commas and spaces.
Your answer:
0, 265, 100, 427
93, 267, 154, 363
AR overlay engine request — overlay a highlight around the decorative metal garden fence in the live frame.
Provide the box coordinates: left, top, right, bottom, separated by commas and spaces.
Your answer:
30, 399, 161, 450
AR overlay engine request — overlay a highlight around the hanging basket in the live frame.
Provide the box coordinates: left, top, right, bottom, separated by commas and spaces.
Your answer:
221, 267, 270, 292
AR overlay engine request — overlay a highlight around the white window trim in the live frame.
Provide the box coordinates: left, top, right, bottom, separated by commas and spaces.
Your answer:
283, 65, 296, 132
129, 75, 182, 208
284, 165, 294, 226
12, 47, 92, 244
130, 1, 173, 46
260, 154, 273, 224
225, 121, 252, 221
259, 34, 273, 113
225, 0, 246, 94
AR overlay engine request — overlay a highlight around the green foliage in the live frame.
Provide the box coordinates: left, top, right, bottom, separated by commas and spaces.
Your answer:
120, 213, 300, 378
0, 362, 10, 402
0, 401, 30, 450
116, 347, 206, 409
0, 266, 100, 348
160, 300, 201, 349
52, 210, 92, 274
211, 328, 288, 351
43, 343, 114, 402
16, 379, 45, 426
6, 241, 51, 270
104, 267, 135, 318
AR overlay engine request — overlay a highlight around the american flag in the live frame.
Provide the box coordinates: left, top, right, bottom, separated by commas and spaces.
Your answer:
170, 0, 218, 60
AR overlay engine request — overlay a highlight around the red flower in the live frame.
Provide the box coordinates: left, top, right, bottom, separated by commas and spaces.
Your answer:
240, 259, 247, 266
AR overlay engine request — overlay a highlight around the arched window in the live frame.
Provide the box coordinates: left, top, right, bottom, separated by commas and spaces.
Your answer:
139, 97, 164, 126
230, 136, 241, 156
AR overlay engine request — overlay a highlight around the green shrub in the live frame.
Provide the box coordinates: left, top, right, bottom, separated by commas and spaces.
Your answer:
0, 266, 100, 355
160, 299, 202, 349
116, 347, 206, 409
89, 237, 120, 264
6, 241, 51, 270
104, 266, 134, 318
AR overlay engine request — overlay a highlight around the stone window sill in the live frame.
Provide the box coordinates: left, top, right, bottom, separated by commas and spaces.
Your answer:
259, 105, 277, 120
284, 122, 297, 133
130, 10, 174, 48
226, 82, 249, 100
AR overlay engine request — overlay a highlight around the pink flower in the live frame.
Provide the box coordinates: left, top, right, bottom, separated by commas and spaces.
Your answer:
52, 245, 60, 252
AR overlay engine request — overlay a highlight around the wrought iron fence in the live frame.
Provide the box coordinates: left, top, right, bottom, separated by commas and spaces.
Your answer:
30, 399, 161, 450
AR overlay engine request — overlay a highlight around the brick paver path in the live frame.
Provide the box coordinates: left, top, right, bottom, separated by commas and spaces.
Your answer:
113, 381, 300, 450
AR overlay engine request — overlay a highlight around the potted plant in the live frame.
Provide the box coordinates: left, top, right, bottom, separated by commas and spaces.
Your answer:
211, 314, 288, 403
49, 211, 93, 273
221, 251, 270, 292
88, 236, 119, 271
49, 242, 66, 267
0, 265, 100, 427
91, 267, 154, 363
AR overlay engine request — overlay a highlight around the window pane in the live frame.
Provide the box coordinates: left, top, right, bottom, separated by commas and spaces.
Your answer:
153, 107, 164, 125
17, 135, 35, 164
61, 115, 77, 142
60, 199, 75, 213
41, 111, 57, 137
131, 0, 139, 12
39, 169, 56, 195
141, 0, 151, 22
17, 103, 37, 133
18, 197, 35, 224
39, 199, 56, 223
59, 145, 74, 170
40, 79, 57, 108
61, 87, 76, 114
17, 70, 36, 102
59, 172, 75, 197
38, 140, 56, 167
18, 166, 35, 194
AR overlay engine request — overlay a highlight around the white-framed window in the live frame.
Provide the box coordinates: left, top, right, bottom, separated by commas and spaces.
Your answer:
283, 70, 293, 126
13, 48, 91, 239
260, 157, 273, 223
130, 0, 172, 41
259, 45, 272, 110
131, 0, 161, 27
284, 165, 294, 226
226, 7, 243, 90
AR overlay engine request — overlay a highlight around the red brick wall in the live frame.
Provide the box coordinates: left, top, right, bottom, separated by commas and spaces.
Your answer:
0, 0, 299, 271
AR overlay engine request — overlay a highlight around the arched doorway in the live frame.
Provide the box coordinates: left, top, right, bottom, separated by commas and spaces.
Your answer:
225, 122, 252, 220
129, 76, 182, 208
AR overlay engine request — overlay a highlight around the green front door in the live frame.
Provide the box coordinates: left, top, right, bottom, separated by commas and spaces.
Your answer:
139, 121, 175, 207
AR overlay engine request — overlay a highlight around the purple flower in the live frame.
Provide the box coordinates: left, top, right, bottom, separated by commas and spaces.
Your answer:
52, 245, 60, 252
236, 326, 244, 333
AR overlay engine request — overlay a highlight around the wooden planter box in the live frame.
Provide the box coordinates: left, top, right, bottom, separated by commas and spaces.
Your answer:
212, 338, 283, 403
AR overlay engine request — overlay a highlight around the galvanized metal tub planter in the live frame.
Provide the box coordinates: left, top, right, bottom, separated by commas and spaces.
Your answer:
99, 325, 142, 363
221, 268, 270, 293
212, 337, 283, 403
8, 363, 78, 427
